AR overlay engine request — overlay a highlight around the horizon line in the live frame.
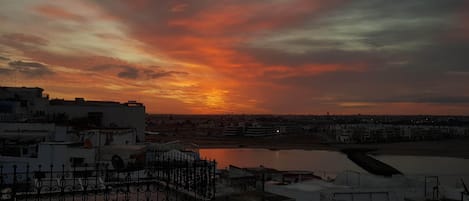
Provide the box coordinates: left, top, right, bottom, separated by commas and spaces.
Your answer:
146, 113, 469, 117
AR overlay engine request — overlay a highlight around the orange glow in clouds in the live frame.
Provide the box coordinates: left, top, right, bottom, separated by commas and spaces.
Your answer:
1, 0, 469, 114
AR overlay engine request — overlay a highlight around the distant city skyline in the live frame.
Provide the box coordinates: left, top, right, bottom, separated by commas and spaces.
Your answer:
1, 0, 469, 114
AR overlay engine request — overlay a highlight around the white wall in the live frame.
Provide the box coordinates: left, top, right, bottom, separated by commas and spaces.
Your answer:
0, 87, 49, 116
0, 122, 56, 139
37, 143, 69, 168
50, 104, 145, 141
36, 143, 96, 169
80, 129, 136, 146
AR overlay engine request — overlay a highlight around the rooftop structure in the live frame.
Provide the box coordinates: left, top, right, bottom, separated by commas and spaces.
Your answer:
0, 86, 146, 141
49, 97, 145, 141
0, 86, 49, 121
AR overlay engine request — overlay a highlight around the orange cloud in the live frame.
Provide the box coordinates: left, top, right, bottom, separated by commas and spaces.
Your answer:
28, 0, 356, 113
4, 0, 468, 114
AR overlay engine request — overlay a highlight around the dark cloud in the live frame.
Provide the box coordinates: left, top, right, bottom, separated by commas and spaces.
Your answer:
93, 0, 345, 70
406, 42, 469, 72
446, 71, 469, 76
271, 66, 469, 110
7, 60, 53, 77
90, 64, 139, 79
391, 95, 469, 104
90, 64, 188, 80
361, 24, 445, 49
338, 0, 462, 20
343, 94, 469, 104
0, 68, 13, 75
144, 68, 188, 79
94, 0, 212, 36
0, 55, 9, 61
0, 34, 49, 58
239, 47, 393, 68
1, 0, 468, 114
95, 0, 342, 36
287, 39, 346, 49
233, 0, 469, 113
89, 64, 125, 71
10, 60, 47, 68
240, 0, 463, 70
117, 67, 139, 79
1, 33, 49, 46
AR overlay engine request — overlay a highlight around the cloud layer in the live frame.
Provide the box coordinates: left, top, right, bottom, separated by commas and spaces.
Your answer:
0, 0, 468, 114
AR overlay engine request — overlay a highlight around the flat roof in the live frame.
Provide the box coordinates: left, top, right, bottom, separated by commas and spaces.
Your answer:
50, 99, 144, 107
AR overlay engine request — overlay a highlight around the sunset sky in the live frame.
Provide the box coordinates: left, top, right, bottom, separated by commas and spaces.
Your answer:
1, 0, 469, 114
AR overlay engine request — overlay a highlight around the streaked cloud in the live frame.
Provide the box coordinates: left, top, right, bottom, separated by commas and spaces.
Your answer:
4, 60, 54, 77
89, 64, 188, 80
0, 0, 468, 114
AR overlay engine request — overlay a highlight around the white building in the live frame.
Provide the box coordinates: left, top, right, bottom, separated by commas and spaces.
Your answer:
0, 87, 49, 121
1, 87, 146, 141
0, 86, 147, 170
0, 122, 56, 141
0, 123, 86, 169
79, 128, 137, 146
49, 98, 145, 141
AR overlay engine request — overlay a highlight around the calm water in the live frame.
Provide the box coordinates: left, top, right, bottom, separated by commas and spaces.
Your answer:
200, 148, 364, 174
199, 148, 469, 176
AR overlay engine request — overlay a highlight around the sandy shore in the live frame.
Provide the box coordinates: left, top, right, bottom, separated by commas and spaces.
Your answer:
146, 135, 469, 159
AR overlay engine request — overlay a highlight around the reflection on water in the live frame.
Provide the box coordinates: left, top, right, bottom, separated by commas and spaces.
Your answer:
200, 148, 469, 187
199, 148, 469, 176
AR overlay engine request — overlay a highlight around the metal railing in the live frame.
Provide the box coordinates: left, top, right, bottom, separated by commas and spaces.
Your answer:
0, 159, 216, 201
332, 191, 390, 201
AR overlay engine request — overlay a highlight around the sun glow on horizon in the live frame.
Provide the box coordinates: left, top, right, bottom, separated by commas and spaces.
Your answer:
1, 0, 469, 114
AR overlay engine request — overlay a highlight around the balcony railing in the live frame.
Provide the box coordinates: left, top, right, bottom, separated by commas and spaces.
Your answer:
0, 159, 216, 201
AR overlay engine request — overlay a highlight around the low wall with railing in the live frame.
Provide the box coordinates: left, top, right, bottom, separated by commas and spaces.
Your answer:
0, 159, 216, 201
